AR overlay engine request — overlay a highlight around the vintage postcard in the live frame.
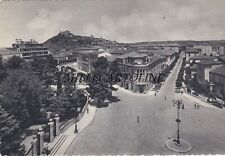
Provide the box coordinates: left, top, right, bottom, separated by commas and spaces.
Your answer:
0, 0, 225, 155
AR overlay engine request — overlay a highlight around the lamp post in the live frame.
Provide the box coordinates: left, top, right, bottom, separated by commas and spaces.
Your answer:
165, 99, 192, 153
74, 107, 80, 133
174, 99, 184, 145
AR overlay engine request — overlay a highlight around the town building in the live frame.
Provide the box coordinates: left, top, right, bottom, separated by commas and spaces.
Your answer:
194, 44, 225, 56
0, 39, 50, 61
151, 49, 178, 67
53, 51, 77, 64
116, 52, 165, 93
12, 39, 50, 59
185, 55, 218, 80
108, 49, 127, 56
209, 65, 225, 99
76, 49, 104, 73
185, 48, 200, 64
132, 44, 181, 53
196, 60, 222, 83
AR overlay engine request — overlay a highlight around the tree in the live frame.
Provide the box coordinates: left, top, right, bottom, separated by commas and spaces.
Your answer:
0, 106, 21, 155
0, 69, 44, 123
31, 55, 58, 87
87, 57, 113, 107
0, 56, 6, 81
108, 60, 121, 89
47, 90, 83, 119
47, 92, 70, 118
5, 56, 25, 69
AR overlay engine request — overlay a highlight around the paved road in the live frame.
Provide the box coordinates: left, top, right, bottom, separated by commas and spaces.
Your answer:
66, 57, 225, 155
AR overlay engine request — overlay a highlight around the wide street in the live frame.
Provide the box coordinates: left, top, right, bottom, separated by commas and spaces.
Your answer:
66, 57, 225, 155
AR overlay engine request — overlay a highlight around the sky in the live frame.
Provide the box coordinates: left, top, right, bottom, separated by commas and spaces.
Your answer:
0, 0, 225, 47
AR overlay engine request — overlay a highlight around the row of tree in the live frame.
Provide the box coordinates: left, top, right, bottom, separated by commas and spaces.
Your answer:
86, 57, 120, 107
0, 56, 60, 155
0, 55, 88, 155
176, 58, 185, 88
0, 55, 121, 155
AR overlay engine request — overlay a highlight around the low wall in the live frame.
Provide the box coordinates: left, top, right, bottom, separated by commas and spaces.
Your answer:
59, 92, 89, 133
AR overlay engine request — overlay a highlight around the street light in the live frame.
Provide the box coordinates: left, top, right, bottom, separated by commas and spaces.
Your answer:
165, 99, 191, 153
173, 99, 184, 145
74, 107, 80, 133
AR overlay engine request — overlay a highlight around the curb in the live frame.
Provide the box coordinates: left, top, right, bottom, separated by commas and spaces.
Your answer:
182, 93, 217, 110
63, 106, 97, 155
165, 138, 192, 153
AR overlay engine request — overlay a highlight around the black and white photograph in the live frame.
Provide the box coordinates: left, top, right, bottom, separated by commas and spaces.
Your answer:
1, 0, 225, 155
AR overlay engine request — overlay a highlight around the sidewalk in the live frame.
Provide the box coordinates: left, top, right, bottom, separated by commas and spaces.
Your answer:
46, 104, 96, 156
181, 92, 217, 109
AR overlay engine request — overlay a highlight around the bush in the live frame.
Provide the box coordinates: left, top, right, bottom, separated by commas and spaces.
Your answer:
176, 81, 182, 88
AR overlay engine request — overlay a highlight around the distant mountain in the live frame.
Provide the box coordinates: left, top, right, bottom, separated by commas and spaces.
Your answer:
43, 30, 121, 54
43, 30, 225, 54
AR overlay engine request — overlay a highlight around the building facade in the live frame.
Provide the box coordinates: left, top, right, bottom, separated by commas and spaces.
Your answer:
116, 52, 164, 93
185, 48, 200, 64
194, 44, 225, 56
12, 39, 50, 59
53, 52, 77, 64
209, 65, 225, 99
0, 39, 50, 62
196, 60, 222, 83
76, 50, 103, 73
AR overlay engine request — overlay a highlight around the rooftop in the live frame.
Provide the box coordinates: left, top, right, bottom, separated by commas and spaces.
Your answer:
117, 52, 148, 59
53, 52, 72, 58
190, 64, 197, 70
185, 48, 200, 53
105, 55, 116, 62
150, 49, 176, 56
194, 42, 225, 47
210, 65, 225, 77
196, 60, 222, 66
190, 55, 217, 60
75, 50, 104, 55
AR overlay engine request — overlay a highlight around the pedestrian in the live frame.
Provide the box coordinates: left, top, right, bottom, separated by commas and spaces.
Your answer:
137, 116, 139, 123
182, 104, 184, 109
87, 107, 89, 114
155, 92, 157, 96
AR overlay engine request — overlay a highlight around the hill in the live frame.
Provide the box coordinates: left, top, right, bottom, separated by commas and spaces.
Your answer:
43, 30, 121, 54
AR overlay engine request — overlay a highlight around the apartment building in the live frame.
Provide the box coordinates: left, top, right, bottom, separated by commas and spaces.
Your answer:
116, 52, 164, 93
209, 65, 225, 99
196, 60, 222, 83
53, 51, 77, 64
187, 55, 218, 79
12, 39, 50, 59
185, 48, 200, 64
194, 44, 225, 56
76, 49, 103, 73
